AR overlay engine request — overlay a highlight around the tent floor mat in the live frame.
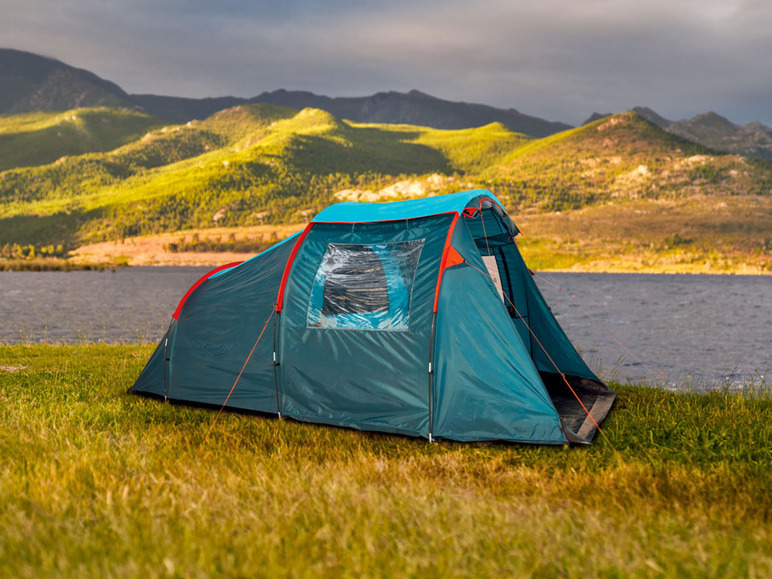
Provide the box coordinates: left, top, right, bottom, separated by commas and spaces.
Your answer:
550, 391, 616, 438
540, 373, 616, 441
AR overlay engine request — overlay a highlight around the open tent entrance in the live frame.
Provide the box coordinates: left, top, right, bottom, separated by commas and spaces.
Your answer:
462, 198, 615, 441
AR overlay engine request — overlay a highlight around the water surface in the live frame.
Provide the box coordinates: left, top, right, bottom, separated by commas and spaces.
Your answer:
1, 267, 769, 389
534, 272, 770, 389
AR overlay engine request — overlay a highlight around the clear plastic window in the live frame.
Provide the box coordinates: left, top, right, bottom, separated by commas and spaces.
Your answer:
307, 240, 424, 331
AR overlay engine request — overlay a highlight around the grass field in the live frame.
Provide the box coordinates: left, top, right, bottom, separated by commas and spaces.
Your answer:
516, 195, 772, 274
1, 345, 770, 576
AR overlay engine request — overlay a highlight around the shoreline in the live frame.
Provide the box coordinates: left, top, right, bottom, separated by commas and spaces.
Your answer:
3, 257, 770, 275
3, 255, 769, 276
2, 220, 768, 274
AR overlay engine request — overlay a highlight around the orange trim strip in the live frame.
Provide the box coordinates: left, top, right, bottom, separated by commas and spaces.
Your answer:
172, 261, 243, 320
477, 196, 500, 208
432, 212, 460, 313
276, 223, 314, 313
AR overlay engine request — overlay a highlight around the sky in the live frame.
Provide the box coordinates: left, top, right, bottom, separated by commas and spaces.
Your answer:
3, 0, 771, 126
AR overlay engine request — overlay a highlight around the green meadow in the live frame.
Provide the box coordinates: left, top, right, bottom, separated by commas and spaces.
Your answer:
1, 344, 770, 576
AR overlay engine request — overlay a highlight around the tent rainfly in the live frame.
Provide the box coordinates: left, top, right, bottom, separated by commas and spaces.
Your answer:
131, 190, 615, 444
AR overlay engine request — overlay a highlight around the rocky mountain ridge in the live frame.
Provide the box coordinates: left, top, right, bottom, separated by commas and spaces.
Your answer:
2, 48, 771, 157
633, 107, 772, 159
0, 49, 569, 138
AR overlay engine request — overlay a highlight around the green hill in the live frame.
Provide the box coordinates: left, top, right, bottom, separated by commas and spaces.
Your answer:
0, 105, 770, 272
0, 104, 526, 245
485, 112, 771, 211
0, 108, 159, 171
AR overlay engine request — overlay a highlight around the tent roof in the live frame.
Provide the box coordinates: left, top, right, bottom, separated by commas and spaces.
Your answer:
312, 189, 501, 223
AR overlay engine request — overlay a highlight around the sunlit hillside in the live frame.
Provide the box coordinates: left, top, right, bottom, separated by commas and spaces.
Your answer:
0, 108, 158, 171
486, 112, 771, 210
0, 104, 770, 272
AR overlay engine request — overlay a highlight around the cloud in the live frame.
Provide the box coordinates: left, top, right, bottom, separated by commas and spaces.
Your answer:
2, 0, 771, 124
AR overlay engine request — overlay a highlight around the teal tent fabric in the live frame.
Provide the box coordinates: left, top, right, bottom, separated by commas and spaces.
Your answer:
277, 216, 451, 437
131, 325, 172, 398
430, 214, 566, 443
131, 189, 615, 444
313, 189, 491, 223
131, 238, 295, 413
433, 266, 565, 443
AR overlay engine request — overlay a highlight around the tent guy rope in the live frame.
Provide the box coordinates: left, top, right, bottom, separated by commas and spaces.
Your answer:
463, 205, 611, 444
533, 271, 663, 382
462, 260, 606, 439
201, 305, 276, 445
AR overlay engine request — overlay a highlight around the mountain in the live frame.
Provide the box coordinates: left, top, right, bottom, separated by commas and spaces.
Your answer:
134, 89, 572, 138
0, 49, 135, 113
484, 111, 772, 211
248, 89, 572, 138
1, 103, 769, 273
632, 106, 772, 159
0, 103, 769, 245
5, 48, 771, 154
667, 112, 772, 159
582, 112, 612, 125
1, 49, 570, 138
631, 107, 673, 129
130, 94, 248, 124
0, 108, 159, 171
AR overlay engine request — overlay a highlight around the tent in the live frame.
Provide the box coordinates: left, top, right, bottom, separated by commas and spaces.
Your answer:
131, 189, 615, 444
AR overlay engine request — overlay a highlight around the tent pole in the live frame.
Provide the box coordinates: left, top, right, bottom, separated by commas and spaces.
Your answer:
427, 312, 437, 442
162, 317, 173, 403
162, 335, 168, 403
273, 310, 282, 419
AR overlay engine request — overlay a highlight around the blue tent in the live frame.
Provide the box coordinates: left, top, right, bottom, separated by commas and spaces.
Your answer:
131, 190, 615, 444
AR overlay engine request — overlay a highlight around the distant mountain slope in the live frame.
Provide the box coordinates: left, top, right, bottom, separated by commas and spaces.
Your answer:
5, 48, 772, 155
632, 107, 772, 159
582, 112, 612, 125
0, 49, 134, 113
0, 104, 533, 245
136, 89, 572, 137
1, 49, 571, 138
667, 112, 772, 159
130, 94, 248, 124
486, 111, 771, 210
630, 107, 673, 129
248, 89, 573, 138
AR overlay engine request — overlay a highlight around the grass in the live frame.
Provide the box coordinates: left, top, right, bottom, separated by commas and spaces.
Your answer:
1, 344, 770, 576
0, 257, 129, 271
516, 195, 772, 273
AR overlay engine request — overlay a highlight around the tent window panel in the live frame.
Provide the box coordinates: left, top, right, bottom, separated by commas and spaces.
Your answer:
321, 247, 390, 316
307, 240, 424, 331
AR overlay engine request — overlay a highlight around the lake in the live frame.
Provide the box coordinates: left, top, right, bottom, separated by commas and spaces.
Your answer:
1, 267, 769, 390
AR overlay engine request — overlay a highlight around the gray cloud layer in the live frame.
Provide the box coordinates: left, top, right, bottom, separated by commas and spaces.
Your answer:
3, 0, 771, 125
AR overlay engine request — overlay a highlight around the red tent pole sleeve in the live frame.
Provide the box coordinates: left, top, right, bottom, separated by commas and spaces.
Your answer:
172, 261, 243, 320
276, 223, 314, 313
432, 212, 462, 313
